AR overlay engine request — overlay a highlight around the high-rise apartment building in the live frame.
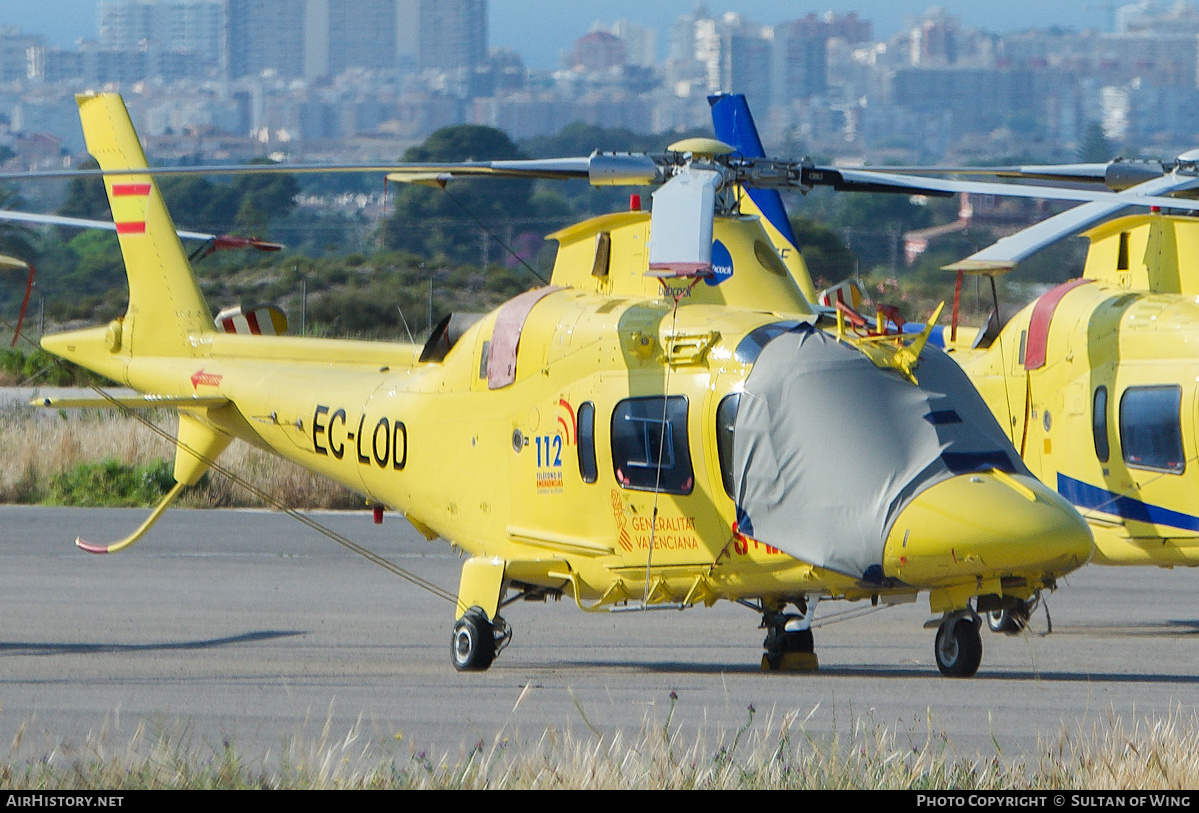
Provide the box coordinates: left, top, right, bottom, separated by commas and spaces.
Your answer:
305, 0, 398, 78
771, 14, 870, 105
0, 26, 42, 83
603, 20, 656, 68
98, 1, 155, 48
226, 0, 486, 80
225, 0, 306, 79
773, 20, 828, 103
155, 1, 223, 65
414, 0, 487, 72
98, 0, 222, 69
690, 12, 772, 110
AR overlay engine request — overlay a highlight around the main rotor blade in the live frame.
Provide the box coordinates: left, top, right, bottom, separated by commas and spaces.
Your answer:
0, 163, 407, 182
386, 154, 660, 186
946, 173, 1199, 273
0, 208, 213, 240
0, 155, 659, 185
835, 161, 1166, 191
0, 209, 281, 256
386, 156, 591, 182
838, 163, 1111, 180
5, 146, 1194, 225
804, 167, 1191, 204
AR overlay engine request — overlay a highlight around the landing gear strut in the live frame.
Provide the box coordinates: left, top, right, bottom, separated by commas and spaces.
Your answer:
934, 610, 982, 677
760, 599, 818, 672
451, 606, 512, 672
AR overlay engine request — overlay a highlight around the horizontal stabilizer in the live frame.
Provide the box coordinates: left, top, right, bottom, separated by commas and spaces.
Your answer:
35, 394, 229, 409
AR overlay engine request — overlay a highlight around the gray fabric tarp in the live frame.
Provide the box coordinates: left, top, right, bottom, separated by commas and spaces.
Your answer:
733, 324, 1025, 579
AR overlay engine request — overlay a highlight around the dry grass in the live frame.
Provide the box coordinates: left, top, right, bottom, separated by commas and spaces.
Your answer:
0, 401, 363, 509
3, 706, 1199, 789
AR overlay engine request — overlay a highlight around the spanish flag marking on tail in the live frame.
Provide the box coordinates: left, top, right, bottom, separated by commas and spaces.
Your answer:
111, 182, 151, 234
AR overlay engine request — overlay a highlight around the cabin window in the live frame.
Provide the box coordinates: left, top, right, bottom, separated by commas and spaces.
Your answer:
611, 396, 693, 494
1092, 386, 1110, 463
1119, 386, 1184, 473
478, 340, 490, 378
716, 393, 740, 498
591, 233, 611, 278
577, 401, 597, 484
1117, 232, 1130, 271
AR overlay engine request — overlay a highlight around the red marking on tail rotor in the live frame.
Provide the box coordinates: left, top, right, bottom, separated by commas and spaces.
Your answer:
244, 309, 262, 335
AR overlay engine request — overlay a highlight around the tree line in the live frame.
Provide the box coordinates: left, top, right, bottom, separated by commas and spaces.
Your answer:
0, 119, 1106, 340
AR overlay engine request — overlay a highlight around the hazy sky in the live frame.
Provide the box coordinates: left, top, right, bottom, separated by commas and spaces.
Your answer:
0, 0, 1108, 69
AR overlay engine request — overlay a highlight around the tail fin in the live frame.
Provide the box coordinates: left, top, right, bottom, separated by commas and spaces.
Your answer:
77, 93, 212, 353
708, 93, 819, 303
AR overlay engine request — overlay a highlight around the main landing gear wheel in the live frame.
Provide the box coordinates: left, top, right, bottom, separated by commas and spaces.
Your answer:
760, 604, 818, 672
452, 606, 511, 672
934, 613, 982, 678
986, 599, 1033, 635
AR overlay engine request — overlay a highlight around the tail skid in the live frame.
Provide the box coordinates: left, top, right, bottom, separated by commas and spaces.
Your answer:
75, 481, 186, 554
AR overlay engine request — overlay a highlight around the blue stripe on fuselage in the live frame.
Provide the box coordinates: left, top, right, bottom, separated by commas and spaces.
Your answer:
1056, 472, 1199, 532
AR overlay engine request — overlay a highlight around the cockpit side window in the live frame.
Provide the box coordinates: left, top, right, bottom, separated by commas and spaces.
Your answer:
716, 393, 740, 498
1093, 386, 1109, 463
577, 401, 598, 484
611, 396, 693, 494
1119, 385, 1184, 473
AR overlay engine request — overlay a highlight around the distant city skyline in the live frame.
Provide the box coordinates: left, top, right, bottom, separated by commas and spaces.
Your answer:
0, 0, 1111, 69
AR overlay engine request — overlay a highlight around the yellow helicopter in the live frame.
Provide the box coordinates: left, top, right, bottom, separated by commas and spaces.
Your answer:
710, 93, 1199, 633
938, 174, 1199, 629
13, 92, 1100, 678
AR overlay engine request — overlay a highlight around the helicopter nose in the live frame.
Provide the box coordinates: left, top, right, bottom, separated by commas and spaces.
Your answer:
882, 469, 1093, 585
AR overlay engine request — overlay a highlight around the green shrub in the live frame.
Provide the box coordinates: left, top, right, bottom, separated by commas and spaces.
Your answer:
45, 458, 190, 507
0, 348, 113, 387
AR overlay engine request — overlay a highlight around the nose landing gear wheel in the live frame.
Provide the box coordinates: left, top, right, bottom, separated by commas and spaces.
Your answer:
452, 607, 496, 672
986, 598, 1033, 634
761, 608, 818, 672
934, 616, 982, 677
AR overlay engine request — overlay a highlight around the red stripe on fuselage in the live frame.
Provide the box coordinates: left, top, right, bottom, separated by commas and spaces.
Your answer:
1024, 278, 1093, 370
